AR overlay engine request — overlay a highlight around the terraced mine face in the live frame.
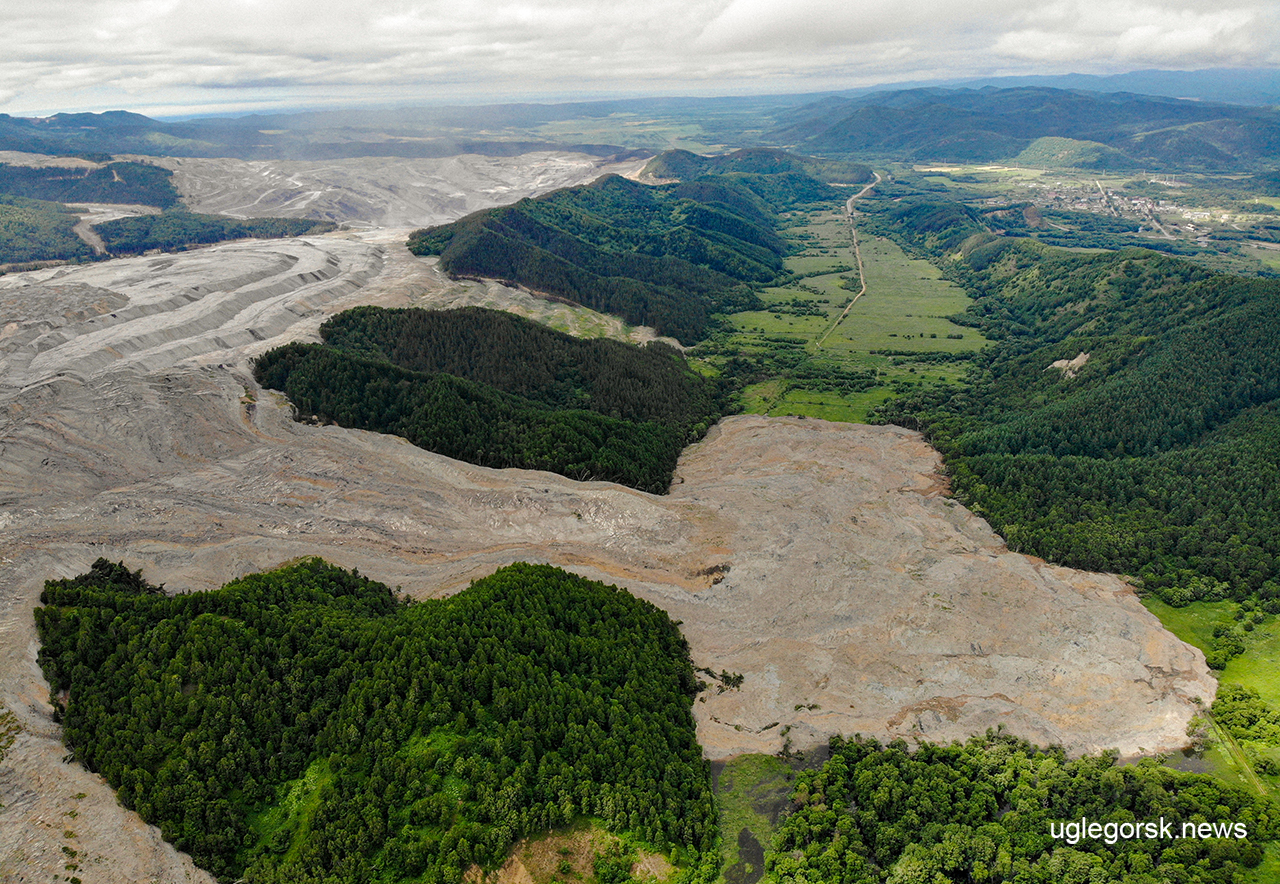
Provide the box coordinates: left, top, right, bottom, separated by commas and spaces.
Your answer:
153, 153, 649, 227
0, 192, 1211, 881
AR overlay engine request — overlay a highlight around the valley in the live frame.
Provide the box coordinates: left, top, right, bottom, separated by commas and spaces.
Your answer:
3, 83, 1279, 883
0, 148, 1216, 882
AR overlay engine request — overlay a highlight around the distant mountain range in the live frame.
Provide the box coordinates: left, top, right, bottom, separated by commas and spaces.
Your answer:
3, 82, 1278, 171
948, 68, 1280, 107
0, 108, 644, 161
770, 86, 1280, 170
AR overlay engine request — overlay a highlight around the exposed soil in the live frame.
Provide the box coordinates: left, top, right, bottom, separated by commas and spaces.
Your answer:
1049, 351, 1091, 378
0, 160, 1214, 882
725, 828, 765, 884
149, 153, 648, 228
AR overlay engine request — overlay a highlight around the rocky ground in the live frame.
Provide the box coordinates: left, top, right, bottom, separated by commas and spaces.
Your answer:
151, 153, 648, 228
0, 160, 1214, 882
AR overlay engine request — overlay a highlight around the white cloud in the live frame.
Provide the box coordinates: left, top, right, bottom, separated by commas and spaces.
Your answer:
994, 2, 1274, 66
0, 0, 1278, 116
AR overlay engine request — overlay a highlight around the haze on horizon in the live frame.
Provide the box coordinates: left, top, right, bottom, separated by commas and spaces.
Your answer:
4, 0, 1280, 119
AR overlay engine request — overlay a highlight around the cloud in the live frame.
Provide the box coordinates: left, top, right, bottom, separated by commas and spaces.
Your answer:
993, 2, 1277, 66
1, 0, 1278, 116
696, 0, 1021, 51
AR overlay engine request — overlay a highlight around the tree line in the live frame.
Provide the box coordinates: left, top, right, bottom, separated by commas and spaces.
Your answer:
768, 732, 1278, 883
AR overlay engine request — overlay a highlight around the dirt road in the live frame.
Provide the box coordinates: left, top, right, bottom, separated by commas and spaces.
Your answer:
816, 172, 879, 349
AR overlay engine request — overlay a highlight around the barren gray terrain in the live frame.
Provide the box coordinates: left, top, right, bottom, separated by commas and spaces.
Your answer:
153, 153, 647, 227
0, 159, 1214, 881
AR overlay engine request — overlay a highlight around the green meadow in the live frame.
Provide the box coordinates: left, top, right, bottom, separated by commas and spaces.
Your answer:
1142, 595, 1280, 812
713, 754, 797, 883
712, 205, 987, 422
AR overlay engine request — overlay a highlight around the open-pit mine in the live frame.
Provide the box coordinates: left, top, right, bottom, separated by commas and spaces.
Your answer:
0, 151, 1212, 882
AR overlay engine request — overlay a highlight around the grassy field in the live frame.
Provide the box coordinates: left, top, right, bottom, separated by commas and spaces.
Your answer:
1222, 621, 1280, 708
1243, 243, 1280, 271
710, 203, 988, 423
713, 754, 796, 883
530, 116, 728, 153
1141, 596, 1280, 808
1139, 597, 1280, 714
1139, 597, 1237, 654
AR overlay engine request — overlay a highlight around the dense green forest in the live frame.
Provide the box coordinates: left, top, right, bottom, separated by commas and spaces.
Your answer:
772, 87, 1280, 170
0, 160, 181, 207
407, 160, 841, 342
34, 557, 718, 883
767, 733, 1278, 883
641, 147, 873, 191
253, 306, 726, 493
96, 210, 335, 255
0, 194, 90, 264
863, 191, 1280, 633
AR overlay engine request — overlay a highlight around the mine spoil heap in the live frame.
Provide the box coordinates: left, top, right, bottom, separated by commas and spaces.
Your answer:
0, 230, 1211, 882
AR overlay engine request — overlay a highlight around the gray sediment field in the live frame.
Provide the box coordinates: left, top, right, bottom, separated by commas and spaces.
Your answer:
151, 153, 649, 227
0, 167, 1214, 880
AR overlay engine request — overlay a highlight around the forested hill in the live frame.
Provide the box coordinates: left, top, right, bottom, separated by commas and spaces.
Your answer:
407, 165, 839, 342
0, 161, 181, 207
34, 557, 719, 882
0, 195, 91, 264
866, 192, 1280, 646
254, 306, 727, 493
771, 86, 1280, 170
95, 212, 335, 255
641, 146, 873, 192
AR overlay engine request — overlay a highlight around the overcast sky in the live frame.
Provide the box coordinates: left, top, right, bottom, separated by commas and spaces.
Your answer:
4, 0, 1279, 117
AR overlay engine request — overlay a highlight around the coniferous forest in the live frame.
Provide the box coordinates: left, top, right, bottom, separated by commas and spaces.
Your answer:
0, 160, 182, 208
253, 306, 728, 493
0, 193, 90, 263
864, 189, 1280, 632
407, 157, 842, 342
34, 558, 719, 883
95, 211, 336, 255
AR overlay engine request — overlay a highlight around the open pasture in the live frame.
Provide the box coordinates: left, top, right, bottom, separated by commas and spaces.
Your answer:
717, 205, 987, 422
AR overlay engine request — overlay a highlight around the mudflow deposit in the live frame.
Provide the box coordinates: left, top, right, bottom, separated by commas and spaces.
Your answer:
0, 151, 1213, 882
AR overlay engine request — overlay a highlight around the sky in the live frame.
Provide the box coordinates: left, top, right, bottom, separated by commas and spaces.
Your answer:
4, 0, 1280, 118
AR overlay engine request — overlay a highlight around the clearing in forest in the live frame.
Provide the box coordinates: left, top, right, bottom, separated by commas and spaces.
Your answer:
712, 204, 986, 422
